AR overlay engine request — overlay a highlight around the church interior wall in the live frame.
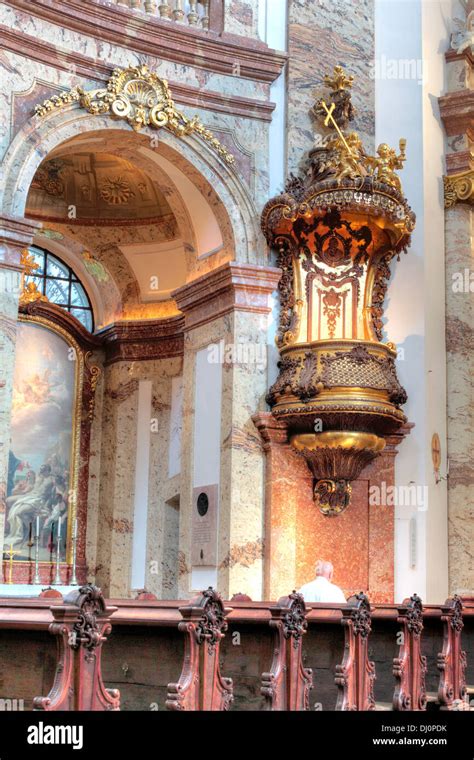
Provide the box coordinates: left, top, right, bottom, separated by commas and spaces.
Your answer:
0, 0, 471, 612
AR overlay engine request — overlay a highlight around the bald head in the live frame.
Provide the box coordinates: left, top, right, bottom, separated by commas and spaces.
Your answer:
315, 560, 334, 581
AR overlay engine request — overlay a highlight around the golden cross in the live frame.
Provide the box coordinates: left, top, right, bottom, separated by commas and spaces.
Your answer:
320, 99, 356, 158
20, 248, 39, 277
5, 544, 20, 584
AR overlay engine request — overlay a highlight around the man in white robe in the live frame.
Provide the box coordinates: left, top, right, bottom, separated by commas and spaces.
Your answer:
298, 559, 346, 603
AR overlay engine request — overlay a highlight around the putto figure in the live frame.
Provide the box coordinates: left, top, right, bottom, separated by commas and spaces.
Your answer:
366, 140, 407, 191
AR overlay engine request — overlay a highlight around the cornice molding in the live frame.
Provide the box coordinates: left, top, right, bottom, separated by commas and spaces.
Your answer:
26, 211, 178, 229
173, 262, 281, 331
445, 48, 474, 66
97, 315, 184, 364
439, 89, 474, 136
19, 300, 186, 362
4, 0, 287, 84
1, 25, 275, 122
0, 213, 41, 268
0, 213, 41, 244
19, 300, 102, 351
252, 411, 289, 450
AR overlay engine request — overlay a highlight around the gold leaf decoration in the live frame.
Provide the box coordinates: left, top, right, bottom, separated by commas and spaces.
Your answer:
19, 249, 49, 306
34, 65, 235, 165
444, 170, 474, 208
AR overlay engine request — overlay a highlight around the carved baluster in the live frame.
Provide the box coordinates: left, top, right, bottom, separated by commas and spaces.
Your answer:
144, 0, 156, 12
166, 587, 233, 710
261, 591, 313, 711
158, 1, 171, 17
188, 1, 199, 25
393, 594, 427, 710
335, 593, 376, 711
199, 0, 209, 29
172, 0, 185, 22
130, 0, 141, 9
33, 585, 120, 711
437, 595, 468, 709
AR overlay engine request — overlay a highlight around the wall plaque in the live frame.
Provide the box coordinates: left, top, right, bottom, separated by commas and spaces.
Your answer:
191, 484, 218, 566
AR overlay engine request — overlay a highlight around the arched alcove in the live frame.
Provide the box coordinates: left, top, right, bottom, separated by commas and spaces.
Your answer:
0, 109, 263, 313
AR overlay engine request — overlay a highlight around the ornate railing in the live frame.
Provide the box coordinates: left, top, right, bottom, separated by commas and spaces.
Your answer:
109, 0, 219, 30
0, 591, 471, 711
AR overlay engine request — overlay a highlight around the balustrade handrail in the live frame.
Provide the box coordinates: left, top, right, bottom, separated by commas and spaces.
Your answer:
0, 596, 474, 629
98, 0, 224, 33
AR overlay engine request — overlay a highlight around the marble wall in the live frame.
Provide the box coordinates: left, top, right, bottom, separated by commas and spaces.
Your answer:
92, 355, 183, 597
0, 0, 285, 595
287, 0, 375, 176
442, 17, 473, 596
174, 263, 279, 600
445, 205, 473, 594
224, 0, 259, 39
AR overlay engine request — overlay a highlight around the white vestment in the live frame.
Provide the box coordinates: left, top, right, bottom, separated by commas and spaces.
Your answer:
298, 576, 346, 603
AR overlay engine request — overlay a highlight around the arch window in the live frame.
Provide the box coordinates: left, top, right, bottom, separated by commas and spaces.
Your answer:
25, 246, 94, 332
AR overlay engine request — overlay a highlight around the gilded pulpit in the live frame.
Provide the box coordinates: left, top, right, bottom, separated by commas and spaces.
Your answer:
255, 67, 415, 600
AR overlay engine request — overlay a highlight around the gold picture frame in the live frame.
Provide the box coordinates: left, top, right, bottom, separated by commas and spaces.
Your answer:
6, 313, 84, 566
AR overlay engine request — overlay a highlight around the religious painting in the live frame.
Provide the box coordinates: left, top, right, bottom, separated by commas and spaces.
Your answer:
3, 318, 82, 563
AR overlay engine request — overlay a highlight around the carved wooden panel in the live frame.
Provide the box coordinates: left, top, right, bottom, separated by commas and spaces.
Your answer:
166, 588, 233, 711
33, 585, 120, 711
393, 594, 427, 710
437, 595, 467, 709
261, 591, 313, 710
335, 593, 376, 711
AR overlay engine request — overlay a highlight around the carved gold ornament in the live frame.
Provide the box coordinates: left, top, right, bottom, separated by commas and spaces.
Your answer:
20, 247, 39, 275
85, 352, 102, 423
311, 66, 407, 194
19, 248, 49, 306
34, 65, 235, 165
261, 66, 415, 515
323, 65, 354, 92
19, 282, 49, 306
444, 170, 474, 208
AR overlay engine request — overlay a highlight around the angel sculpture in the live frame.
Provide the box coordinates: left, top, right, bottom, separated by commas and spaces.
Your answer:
365, 140, 407, 192
325, 131, 368, 182
451, 3, 474, 55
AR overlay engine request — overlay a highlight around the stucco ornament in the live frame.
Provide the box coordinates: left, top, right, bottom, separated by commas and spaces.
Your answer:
34, 65, 235, 165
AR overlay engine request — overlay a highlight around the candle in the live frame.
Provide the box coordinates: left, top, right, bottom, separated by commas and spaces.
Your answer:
57, 516, 61, 539
36, 515, 40, 537
73, 519, 78, 539
28, 522, 32, 543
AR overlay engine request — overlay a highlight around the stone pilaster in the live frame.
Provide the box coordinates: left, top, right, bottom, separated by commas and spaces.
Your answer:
173, 262, 280, 600
440, 42, 474, 596
0, 214, 40, 546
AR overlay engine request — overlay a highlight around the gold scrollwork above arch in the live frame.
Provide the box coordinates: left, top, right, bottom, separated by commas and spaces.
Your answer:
33, 65, 235, 165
